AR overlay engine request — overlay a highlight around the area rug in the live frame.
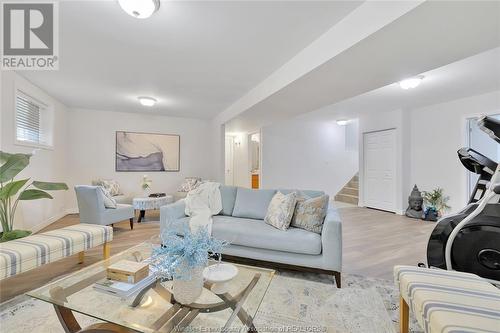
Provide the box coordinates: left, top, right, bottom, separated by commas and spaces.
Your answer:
0, 271, 422, 333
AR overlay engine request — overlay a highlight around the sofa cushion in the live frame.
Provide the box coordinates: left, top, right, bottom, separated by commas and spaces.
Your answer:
264, 191, 297, 230
97, 179, 122, 196
291, 194, 329, 234
113, 194, 132, 205
212, 216, 321, 255
232, 188, 276, 220
102, 204, 134, 222
220, 186, 238, 216
165, 216, 190, 236
99, 187, 117, 209
279, 189, 325, 198
178, 177, 201, 192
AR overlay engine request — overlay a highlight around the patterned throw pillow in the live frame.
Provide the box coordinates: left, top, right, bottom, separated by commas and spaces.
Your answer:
178, 177, 201, 192
100, 179, 122, 196
290, 194, 329, 234
264, 191, 297, 231
99, 187, 117, 209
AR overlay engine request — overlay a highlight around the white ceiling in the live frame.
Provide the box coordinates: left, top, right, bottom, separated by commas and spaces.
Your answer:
225, 47, 500, 133
328, 47, 500, 118
225, 0, 500, 132
20, 1, 361, 118
309, 47, 500, 121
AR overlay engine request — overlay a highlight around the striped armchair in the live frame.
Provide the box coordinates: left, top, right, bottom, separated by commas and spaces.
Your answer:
395, 265, 500, 333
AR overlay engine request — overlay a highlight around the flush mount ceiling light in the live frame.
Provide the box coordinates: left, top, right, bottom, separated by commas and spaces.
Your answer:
118, 0, 160, 19
399, 75, 424, 90
336, 119, 349, 126
138, 96, 157, 107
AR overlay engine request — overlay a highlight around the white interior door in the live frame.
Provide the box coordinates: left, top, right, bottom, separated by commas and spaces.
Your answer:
225, 136, 234, 185
363, 129, 397, 212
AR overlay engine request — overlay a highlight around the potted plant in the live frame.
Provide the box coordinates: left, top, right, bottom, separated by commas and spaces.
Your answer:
0, 151, 68, 242
422, 187, 450, 221
149, 225, 226, 304
141, 174, 152, 197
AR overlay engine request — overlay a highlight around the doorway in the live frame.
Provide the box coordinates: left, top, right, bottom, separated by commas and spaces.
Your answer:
363, 129, 397, 212
466, 114, 500, 197
224, 136, 234, 185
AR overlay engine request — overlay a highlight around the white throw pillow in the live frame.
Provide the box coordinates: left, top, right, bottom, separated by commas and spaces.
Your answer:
99, 179, 122, 196
99, 187, 117, 209
264, 191, 297, 231
178, 177, 201, 192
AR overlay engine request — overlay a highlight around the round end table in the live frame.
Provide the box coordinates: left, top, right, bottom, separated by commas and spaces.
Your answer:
132, 195, 174, 222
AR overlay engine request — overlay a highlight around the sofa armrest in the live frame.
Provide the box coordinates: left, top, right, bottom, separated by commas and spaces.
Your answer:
160, 199, 186, 234
321, 207, 342, 272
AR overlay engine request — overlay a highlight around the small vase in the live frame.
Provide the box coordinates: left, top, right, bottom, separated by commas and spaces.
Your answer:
172, 265, 204, 304
142, 188, 151, 197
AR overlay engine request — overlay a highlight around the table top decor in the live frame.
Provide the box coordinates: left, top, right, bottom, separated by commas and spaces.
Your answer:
149, 225, 227, 280
148, 225, 228, 304
141, 174, 152, 195
203, 263, 239, 294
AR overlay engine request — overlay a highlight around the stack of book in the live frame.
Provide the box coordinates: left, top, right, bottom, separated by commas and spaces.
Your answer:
93, 260, 156, 298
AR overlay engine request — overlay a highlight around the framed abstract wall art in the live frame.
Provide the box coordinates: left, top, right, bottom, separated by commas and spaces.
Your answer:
115, 131, 180, 172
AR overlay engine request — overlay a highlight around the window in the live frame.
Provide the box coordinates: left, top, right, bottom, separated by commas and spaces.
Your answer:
15, 90, 53, 148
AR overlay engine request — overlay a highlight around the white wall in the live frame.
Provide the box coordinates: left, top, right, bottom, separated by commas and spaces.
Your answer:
261, 109, 359, 196
409, 90, 500, 212
65, 109, 214, 211
1, 72, 70, 232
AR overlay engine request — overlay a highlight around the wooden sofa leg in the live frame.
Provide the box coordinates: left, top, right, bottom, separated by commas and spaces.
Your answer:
78, 251, 84, 264
129, 218, 134, 230
400, 296, 409, 333
333, 271, 341, 288
103, 242, 111, 259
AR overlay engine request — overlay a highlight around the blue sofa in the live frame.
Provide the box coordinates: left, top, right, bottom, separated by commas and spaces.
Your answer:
160, 186, 343, 287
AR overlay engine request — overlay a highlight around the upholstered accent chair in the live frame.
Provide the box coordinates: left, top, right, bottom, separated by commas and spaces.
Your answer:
75, 186, 135, 229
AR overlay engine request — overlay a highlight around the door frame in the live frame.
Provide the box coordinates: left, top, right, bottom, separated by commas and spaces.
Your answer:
464, 113, 500, 200
362, 128, 398, 213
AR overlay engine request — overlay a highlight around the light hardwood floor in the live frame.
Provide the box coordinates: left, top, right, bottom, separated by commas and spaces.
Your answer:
0, 207, 436, 302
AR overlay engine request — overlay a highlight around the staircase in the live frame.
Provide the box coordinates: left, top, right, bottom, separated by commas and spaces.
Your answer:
334, 173, 359, 205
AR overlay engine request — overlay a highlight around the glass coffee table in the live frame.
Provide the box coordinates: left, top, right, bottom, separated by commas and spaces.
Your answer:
27, 243, 275, 333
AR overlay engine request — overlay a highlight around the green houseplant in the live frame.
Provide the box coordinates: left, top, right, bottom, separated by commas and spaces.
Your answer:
422, 187, 450, 221
0, 151, 68, 242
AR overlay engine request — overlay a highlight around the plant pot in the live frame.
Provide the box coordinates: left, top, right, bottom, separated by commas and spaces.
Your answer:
423, 207, 439, 222
172, 265, 204, 304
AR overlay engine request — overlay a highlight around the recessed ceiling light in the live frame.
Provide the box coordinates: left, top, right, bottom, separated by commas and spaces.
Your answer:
336, 119, 349, 126
118, 0, 160, 19
138, 96, 157, 107
399, 75, 424, 90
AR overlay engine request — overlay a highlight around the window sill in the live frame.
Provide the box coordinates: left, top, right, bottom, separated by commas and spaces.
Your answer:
14, 140, 54, 151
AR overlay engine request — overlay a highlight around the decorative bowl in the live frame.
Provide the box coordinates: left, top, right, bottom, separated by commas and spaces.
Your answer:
203, 263, 238, 294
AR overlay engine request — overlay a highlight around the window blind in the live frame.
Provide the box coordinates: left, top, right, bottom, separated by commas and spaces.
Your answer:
16, 92, 47, 145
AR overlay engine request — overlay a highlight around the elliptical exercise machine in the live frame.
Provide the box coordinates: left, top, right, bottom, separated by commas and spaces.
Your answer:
427, 115, 500, 283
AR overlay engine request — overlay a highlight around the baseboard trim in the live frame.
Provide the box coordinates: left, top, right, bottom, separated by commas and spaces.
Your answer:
30, 208, 77, 233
